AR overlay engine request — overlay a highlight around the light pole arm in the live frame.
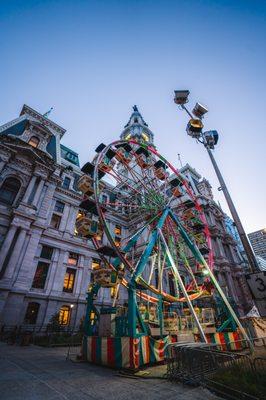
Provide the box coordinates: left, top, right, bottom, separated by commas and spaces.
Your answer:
205, 145, 259, 273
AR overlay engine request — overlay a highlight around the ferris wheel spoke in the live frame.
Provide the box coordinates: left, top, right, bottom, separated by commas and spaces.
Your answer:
132, 160, 161, 194
125, 165, 163, 209
110, 167, 162, 210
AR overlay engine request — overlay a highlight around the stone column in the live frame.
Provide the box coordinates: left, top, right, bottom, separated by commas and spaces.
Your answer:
13, 229, 42, 289
59, 204, 70, 232
216, 238, 224, 256
2, 228, 27, 280
74, 255, 84, 296
38, 181, 56, 220
65, 206, 78, 234
45, 249, 60, 293
225, 271, 238, 302
0, 225, 17, 270
32, 179, 45, 207
22, 175, 37, 203
51, 249, 67, 295
80, 256, 91, 299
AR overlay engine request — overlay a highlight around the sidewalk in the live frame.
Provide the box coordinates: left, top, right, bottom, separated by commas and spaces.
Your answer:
0, 342, 219, 400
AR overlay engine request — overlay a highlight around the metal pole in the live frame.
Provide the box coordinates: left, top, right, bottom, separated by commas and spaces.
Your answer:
205, 145, 258, 273
158, 228, 208, 343
179, 100, 258, 273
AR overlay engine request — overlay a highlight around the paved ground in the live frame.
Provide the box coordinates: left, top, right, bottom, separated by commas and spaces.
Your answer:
0, 343, 219, 400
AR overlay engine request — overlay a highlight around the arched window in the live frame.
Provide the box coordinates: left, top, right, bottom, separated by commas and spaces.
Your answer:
24, 302, 40, 324
0, 177, 21, 205
59, 305, 71, 325
28, 136, 40, 148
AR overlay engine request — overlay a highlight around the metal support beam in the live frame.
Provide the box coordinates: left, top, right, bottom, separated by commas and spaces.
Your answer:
158, 228, 207, 343
133, 208, 169, 281
168, 209, 253, 350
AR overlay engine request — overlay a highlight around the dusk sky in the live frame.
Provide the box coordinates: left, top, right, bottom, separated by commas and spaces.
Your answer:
1, 0, 265, 233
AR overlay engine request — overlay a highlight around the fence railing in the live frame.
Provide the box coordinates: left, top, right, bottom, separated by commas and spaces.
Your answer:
165, 339, 266, 399
0, 324, 83, 347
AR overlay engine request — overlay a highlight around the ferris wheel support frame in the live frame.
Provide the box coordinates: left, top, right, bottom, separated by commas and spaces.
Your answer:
88, 138, 252, 349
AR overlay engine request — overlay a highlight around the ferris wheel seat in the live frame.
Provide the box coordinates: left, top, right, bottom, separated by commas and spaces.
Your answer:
154, 167, 168, 180
80, 199, 99, 215
199, 246, 210, 255
77, 175, 94, 196
115, 143, 132, 153
95, 143, 106, 152
183, 209, 195, 218
92, 268, 123, 287
191, 220, 205, 232
81, 162, 105, 179
76, 216, 102, 238
169, 177, 183, 187
135, 154, 151, 169
115, 148, 131, 164
172, 187, 183, 197
99, 158, 116, 172
183, 199, 196, 209
96, 245, 119, 258
195, 232, 206, 242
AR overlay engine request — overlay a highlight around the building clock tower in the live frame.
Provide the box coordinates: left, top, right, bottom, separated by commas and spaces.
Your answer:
120, 105, 154, 145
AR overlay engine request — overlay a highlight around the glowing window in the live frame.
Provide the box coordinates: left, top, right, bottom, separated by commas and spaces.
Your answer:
92, 258, 101, 270
114, 236, 121, 247
114, 224, 122, 236
110, 286, 119, 299
142, 133, 149, 142
63, 268, 76, 293
125, 134, 131, 140
32, 262, 49, 289
59, 305, 71, 325
28, 136, 40, 148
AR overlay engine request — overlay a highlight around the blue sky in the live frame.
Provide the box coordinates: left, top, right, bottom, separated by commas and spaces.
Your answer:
1, 0, 265, 232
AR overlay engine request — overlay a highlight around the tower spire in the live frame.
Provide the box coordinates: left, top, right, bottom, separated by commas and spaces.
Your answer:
120, 106, 154, 145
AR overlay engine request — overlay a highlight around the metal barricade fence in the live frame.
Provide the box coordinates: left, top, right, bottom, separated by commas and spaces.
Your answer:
165, 339, 266, 399
0, 324, 83, 347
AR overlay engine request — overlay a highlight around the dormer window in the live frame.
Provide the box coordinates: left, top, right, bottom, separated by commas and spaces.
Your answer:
29, 136, 40, 148
134, 117, 138, 123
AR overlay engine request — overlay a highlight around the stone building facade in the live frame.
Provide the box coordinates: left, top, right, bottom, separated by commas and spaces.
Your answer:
248, 229, 266, 261
180, 165, 253, 315
0, 105, 252, 330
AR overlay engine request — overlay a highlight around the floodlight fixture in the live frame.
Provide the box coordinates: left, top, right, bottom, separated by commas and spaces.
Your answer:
186, 118, 203, 138
192, 102, 208, 119
174, 90, 190, 105
203, 130, 219, 149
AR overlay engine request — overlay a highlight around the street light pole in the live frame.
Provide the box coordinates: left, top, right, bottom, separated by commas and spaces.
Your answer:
205, 145, 258, 273
174, 93, 259, 273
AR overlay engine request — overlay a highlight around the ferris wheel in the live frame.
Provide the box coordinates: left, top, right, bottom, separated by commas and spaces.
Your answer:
77, 138, 248, 342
